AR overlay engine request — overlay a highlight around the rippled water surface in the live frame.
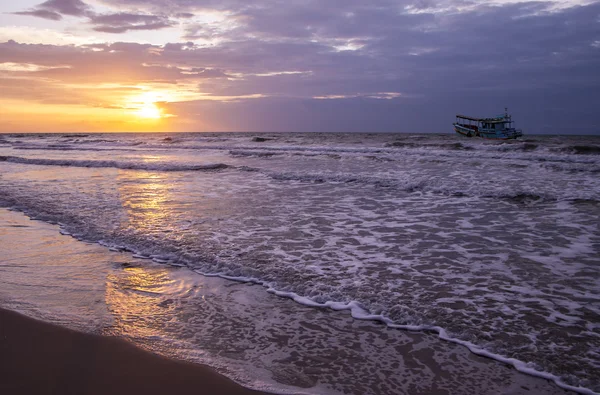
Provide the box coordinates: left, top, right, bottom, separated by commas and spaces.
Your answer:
0, 132, 599, 393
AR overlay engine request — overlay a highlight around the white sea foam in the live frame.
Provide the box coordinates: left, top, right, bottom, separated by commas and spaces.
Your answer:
0, 155, 229, 172
1, 132, 599, 393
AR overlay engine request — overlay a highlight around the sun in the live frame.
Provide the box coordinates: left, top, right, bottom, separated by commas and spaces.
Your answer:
134, 102, 162, 119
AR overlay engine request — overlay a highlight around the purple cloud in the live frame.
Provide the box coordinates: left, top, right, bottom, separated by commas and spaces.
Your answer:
185, 68, 230, 78
174, 12, 194, 19
14, 0, 174, 34
3, 0, 600, 133
14, 0, 91, 20
38, 0, 90, 16
90, 13, 175, 33
14, 9, 63, 20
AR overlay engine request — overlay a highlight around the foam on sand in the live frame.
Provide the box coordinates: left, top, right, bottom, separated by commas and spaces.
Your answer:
0, 208, 577, 395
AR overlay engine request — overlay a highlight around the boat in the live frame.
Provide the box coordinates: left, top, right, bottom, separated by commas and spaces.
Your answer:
453, 108, 523, 139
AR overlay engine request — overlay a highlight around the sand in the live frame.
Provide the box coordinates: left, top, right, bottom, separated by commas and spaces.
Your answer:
0, 208, 580, 395
0, 307, 268, 395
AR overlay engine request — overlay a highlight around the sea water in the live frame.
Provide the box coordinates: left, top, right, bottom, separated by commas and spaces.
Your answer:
0, 132, 598, 393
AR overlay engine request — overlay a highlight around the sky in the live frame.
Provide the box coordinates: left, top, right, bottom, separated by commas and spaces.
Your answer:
0, 0, 599, 133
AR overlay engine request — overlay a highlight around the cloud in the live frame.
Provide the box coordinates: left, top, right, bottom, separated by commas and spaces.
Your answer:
175, 12, 195, 19
14, 9, 63, 20
14, 0, 91, 20
180, 67, 230, 78
0, 40, 233, 89
0, 27, 98, 46
14, 0, 175, 34
90, 13, 176, 33
38, 0, 90, 16
3, 0, 600, 133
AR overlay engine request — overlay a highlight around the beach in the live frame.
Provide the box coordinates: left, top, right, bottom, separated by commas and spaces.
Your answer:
2, 0, 599, 391
0, 307, 265, 395
0, 206, 583, 395
0, 132, 598, 394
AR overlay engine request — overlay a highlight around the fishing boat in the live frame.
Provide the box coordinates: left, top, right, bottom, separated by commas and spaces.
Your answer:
453, 108, 523, 139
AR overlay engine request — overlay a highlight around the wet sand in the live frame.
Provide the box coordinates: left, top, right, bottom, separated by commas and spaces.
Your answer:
0, 307, 267, 395
0, 208, 579, 395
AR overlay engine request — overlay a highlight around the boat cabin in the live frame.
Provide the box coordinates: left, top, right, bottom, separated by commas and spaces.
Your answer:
453, 108, 523, 139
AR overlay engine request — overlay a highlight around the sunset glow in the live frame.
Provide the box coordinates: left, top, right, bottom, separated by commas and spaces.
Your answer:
134, 103, 162, 119
1, 3, 599, 395
0, 0, 597, 133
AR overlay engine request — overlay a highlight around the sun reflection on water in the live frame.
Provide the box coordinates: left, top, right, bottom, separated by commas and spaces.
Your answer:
105, 264, 187, 341
117, 170, 176, 234
106, 171, 189, 342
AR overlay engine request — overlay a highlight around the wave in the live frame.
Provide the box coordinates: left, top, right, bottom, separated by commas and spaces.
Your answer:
229, 149, 345, 160
12, 145, 136, 152
386, 141, 475, 151
219, 143, 600, 168
4, 152, 593, 200
540, 162, 600, 173
73, 138, 119, 144
71, 139, 146, 146
254, 294, 598, 395
491, 143, 539, 152
2, 151, 598, 200
240, 167, 599, 202
225, 146, 600, 174
229, 150, 283, 158
0, 204, 596, 395
0, 155, 229, 172
385, 140, 547, 153
252, 137, 274, 142
5, 137, 600, 171
554, 145, 600, 155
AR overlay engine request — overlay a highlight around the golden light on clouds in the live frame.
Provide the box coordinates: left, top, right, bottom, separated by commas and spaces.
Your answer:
0, 97, 170, 133
0, 0, 596, 134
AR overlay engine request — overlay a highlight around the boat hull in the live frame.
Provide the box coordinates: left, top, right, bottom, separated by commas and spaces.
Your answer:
453, 124, 522, 140
454, 124, 475, 137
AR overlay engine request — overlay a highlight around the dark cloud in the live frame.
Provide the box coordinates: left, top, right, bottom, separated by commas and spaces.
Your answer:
5, 0, 600, 133
38, 0, 90, 16
14, 0, 91, 20
14, 0, 174, 34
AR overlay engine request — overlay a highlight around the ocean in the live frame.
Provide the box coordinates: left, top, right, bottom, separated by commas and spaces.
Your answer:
0, 132, 599, 394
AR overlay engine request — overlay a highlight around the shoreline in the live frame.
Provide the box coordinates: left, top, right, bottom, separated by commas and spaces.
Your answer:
3, 209, 593, 395
0, 207, 589, 395
0, 307, 269, 395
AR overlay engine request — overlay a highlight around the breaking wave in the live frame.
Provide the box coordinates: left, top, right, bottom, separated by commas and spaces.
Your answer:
555, 145, 600, 155
2, 151, 595, 200
0, 156, 229, 172
240, 167, 599, 202
12, 145, 135, 152
1, 131, 600, 394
